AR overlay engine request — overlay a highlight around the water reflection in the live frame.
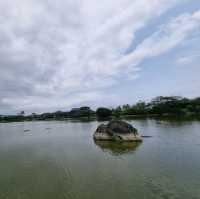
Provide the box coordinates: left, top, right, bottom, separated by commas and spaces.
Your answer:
94, 140, 142, 156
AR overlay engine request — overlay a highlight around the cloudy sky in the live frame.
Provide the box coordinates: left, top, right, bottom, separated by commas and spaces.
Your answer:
0, 0, 200, 114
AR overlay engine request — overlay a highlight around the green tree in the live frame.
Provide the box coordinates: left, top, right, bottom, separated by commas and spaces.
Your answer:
96, 107, 112, 118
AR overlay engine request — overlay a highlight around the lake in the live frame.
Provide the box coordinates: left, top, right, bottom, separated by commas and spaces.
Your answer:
0, 119, 200, 199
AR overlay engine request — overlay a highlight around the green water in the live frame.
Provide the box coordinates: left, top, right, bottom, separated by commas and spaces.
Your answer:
0, 119, 200, 199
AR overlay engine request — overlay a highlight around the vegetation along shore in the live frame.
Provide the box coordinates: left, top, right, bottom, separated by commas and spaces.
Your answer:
1, 96, 200, 122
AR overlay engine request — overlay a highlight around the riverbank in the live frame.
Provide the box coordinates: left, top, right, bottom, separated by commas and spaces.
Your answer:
1, 96, 200, 123
1, 114, 200, 123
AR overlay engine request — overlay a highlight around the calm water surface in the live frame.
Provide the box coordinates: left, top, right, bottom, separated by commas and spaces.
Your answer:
0, 119, 200, 199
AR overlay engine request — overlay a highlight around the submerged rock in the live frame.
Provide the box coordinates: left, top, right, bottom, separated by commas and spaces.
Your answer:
94, 120, 142, 142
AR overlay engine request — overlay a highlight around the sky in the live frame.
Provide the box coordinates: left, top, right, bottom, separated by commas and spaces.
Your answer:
0, 0, 200, 115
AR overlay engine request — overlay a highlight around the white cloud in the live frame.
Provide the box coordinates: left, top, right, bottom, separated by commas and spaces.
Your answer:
0, 0, 199, 113
113, 10, 200, 73
176, 53, 200, 65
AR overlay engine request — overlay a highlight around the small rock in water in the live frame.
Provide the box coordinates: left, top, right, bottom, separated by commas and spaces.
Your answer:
141, 135, 152, 138
24, 129, 31, 132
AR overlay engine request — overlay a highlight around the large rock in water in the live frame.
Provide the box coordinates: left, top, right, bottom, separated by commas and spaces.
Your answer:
93, 120, 142, 142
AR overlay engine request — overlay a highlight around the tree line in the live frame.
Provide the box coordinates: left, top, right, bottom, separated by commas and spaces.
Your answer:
1, 96, 200, 122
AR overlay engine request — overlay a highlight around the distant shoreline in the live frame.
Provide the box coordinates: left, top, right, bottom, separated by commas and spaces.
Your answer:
1, 114, 200, 123
1, 96, 200, 123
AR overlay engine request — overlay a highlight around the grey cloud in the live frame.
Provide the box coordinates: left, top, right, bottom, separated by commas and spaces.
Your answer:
0, 0, 193, 114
